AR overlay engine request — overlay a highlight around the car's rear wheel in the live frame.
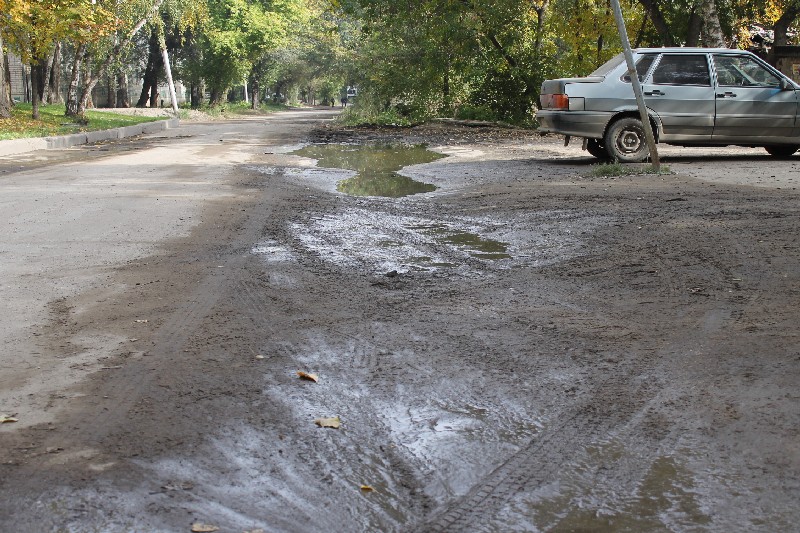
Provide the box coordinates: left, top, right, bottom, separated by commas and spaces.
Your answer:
604, 117, 650, 163
765, 145, 799, 157
586, 138, 609, 160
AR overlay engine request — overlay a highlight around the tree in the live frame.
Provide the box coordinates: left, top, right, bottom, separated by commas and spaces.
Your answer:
196, 0, 307, 106
0, 0, 116, 119
698, 0, 726, 47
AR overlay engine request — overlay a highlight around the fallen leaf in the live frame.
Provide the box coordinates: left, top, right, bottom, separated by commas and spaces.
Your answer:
314, 416, 340, 429
243, 529, 265, 533
360, 485, 375, 492
255, 355, 265, 360
191, 523, 219, 533
0, 414, 18, 424
134, 319, 149, 323
297, 371, 319, 382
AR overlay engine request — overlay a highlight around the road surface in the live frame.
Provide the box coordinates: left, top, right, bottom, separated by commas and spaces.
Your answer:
1, 109, 798, 532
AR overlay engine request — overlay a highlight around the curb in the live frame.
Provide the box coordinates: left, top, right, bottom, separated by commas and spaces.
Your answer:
0, 117, 180, 157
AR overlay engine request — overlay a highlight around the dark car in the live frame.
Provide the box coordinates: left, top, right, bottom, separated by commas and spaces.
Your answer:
537, 48, 800, 162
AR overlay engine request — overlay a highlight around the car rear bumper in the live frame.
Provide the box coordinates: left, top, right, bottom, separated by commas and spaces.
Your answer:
536, 110, 611, 139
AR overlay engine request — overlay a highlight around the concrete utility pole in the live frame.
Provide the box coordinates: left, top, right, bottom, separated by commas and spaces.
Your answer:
610, 0, 660, 168
161, 48, 180, 115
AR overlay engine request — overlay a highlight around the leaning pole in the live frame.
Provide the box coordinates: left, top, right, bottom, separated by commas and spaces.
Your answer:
610, 0, 660, 168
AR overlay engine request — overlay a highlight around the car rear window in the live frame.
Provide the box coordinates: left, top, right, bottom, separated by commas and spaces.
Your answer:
651, 54, 711, 86
622, 54, 657, 83
590, 53, 625, 77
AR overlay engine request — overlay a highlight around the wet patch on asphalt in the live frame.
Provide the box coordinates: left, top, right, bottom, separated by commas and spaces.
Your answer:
280, 208, 607, 274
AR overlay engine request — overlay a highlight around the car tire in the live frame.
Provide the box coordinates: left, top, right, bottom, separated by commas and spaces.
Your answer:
586, 138, 609, 160
765, 145, 799, 157
604, 117, 650, 163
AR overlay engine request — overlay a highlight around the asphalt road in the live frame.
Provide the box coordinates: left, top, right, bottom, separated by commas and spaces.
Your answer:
0, 109, 798, 532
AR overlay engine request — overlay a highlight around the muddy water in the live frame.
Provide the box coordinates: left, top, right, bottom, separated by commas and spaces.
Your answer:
291, 144, 444, 197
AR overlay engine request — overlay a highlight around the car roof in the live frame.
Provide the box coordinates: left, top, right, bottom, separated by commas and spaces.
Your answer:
634, 47, 751, 54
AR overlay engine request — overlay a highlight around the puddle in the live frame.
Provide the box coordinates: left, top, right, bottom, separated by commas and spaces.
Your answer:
292, 144, 444, 197
409, 223, 511, 261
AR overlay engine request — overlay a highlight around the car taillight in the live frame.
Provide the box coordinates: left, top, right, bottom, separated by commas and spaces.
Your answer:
541, 94, 570, 110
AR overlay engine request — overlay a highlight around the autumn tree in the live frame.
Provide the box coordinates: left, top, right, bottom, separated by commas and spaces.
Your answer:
0, 0, 116, 119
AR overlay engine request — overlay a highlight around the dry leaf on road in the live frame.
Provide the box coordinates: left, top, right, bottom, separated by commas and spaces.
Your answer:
297, 371, 319, 382
191, 523, 219, 532
0, 414, 18, 423
314, 416, 340, 429
360, 485, 375, 492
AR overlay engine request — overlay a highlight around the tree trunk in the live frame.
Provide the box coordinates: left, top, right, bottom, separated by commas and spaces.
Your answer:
637, 0, 674, 46
137, 31, 162, 107
40, 52, 53, 104
150, 83, 159, 107
31, 64, 41, 120
190, 82, 203, 108
634, 13, 649, 48
251, 80, 260, 109
72, 0, 166, 113
697, 0, 726, 47
66, 44, 85, 117
533, 1, 550, 56
209, 88, 222, 106
767, 5, 800, 65
79, 78, 99, 116
0, 35, 11, 118
76, 51, 94, 115
31, 63, 45, 103
3, 51, 12, 108
686, 8, 702, 47
106, 73, 116, 108
116, 70, 130, 107
47, 43, 63, 104
774, 8, 800, 47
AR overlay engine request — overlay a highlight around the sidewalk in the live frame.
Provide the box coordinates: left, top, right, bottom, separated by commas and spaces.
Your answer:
0, 117, 180, 157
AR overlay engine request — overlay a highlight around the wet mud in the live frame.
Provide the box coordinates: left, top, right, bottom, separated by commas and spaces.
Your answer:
0, 112, 798, 532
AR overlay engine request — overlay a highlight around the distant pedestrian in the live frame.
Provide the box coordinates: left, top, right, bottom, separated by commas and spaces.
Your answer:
340, 96, 348, 108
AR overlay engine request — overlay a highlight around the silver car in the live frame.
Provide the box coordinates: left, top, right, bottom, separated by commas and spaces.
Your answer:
537, 48, 800, 162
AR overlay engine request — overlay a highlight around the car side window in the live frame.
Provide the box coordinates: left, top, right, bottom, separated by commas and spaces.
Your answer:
621, 54, 656, 83
713, 55, 781, 88
651, 54, 711, 86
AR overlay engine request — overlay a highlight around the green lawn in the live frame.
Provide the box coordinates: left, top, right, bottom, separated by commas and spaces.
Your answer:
0, 104, 163, 141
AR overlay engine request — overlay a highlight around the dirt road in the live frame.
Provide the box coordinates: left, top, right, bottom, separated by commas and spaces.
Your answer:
1, 108, 798, 532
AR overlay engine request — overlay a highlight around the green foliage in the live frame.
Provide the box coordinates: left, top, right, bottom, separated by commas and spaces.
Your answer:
336, 96, 417, 126
193, 0, 309, 103
328, 0, 645, 125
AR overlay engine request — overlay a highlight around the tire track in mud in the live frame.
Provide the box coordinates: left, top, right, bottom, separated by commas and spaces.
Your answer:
415, 369, 663, 533
76, 257, 243, 448
230, 274, 440, 528
413, 237, 751, 532
233, 245, 676, 533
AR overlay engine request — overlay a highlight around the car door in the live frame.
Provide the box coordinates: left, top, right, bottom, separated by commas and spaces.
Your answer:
711, 53, 798, 142
641, 54, 716, 140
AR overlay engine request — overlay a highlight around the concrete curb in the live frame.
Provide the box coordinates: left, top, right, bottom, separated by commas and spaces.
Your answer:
0, 117, 180, 157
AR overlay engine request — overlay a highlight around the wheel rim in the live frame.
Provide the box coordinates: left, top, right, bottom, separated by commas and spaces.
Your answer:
617, 128, 643, 154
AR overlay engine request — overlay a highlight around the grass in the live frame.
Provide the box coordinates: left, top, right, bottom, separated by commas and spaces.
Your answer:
588, 161, 672, 177
0, 103, 163, 141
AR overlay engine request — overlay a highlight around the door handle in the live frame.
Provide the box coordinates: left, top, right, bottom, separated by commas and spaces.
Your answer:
644, 90, 665, 96
716, 91, 738, 98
